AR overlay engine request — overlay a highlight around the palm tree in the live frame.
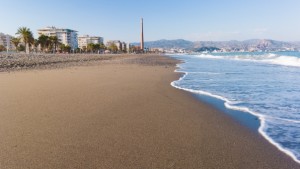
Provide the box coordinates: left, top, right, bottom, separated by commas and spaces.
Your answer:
99, 43, 106, 50
108, 43, 118, 53
16, 27, 33, 54
87, 43, 95, 53
65, 45, 71, 53
11, 37, 21, 52
60, 44, 71, 53
28, 35, 35, 52
49, 36, 60, 53
33, 39, 39, 53
38, 34, 49, 52
82, 46, 87, 53
0, 45, 6, 52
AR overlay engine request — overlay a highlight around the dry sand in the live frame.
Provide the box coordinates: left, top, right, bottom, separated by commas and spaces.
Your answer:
0, 55, 299, 169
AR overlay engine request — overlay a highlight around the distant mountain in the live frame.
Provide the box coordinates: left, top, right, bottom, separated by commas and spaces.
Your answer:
133, 39, 300, 51
132, 39, 194, 49
194, 39, 297, 50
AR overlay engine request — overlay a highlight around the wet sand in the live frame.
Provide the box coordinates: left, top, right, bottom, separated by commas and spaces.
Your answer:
0, 54, 299, 168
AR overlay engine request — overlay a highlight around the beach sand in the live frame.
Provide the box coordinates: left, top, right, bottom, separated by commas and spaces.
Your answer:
0, 54, 299, 168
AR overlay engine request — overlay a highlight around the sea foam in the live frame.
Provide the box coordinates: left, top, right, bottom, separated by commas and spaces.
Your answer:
170, 53, 300, 164
193, 53, 300, 67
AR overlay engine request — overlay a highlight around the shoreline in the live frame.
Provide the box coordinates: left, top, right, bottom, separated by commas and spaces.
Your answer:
171, 66, 260, 131
192, 93, 260, 131
0, 54, 299, 168
169, 55, 300, 165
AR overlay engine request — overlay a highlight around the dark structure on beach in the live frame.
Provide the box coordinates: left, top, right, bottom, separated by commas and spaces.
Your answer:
140, 18, 144, 52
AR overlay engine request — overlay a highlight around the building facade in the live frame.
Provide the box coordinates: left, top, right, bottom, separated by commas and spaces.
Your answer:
37, 27, 78, 50
122, 42, 127, 51
0, 33, 14, 50
106, 40, 127, 51
78, 35, 104, 49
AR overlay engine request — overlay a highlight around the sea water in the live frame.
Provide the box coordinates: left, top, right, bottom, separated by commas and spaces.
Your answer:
169, 51, 300, 163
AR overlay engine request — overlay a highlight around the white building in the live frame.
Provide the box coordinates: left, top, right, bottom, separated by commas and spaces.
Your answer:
122, 42, 127, 51
106, 40, 127, 51
0, 33, 14, 50
78, 35, 104, 49
150, 48, 164, 53
37, 27, 78, 50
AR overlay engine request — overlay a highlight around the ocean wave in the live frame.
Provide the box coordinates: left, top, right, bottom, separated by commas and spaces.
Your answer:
192, 53, 300, 68
266, 116, 300, 124
186, 72, 223, 75
171, 65, 300, 164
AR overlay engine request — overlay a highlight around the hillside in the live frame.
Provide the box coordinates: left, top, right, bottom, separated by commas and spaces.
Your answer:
137, 39, 194, 49
133, 39, 300, 51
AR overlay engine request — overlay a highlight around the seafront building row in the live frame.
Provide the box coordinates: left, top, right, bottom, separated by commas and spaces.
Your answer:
0, 26, 128, 51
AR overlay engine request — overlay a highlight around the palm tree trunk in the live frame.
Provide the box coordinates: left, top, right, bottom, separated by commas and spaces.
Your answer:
25, 43, 29, 54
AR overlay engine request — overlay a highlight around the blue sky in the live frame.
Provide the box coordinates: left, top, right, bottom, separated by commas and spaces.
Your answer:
1, 0, 300, 42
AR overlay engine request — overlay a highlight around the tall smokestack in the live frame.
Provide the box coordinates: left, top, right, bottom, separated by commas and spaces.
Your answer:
141, 18, 144, 52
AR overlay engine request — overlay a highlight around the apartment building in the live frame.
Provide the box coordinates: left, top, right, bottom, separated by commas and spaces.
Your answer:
78, 35, 104, 49
0, 33, 14, 50
37, 27, 78, 50
106, 40, 127, 51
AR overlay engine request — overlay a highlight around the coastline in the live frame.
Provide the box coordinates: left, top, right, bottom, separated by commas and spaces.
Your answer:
170, 53, 300, 165
0, 54, 299, 168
